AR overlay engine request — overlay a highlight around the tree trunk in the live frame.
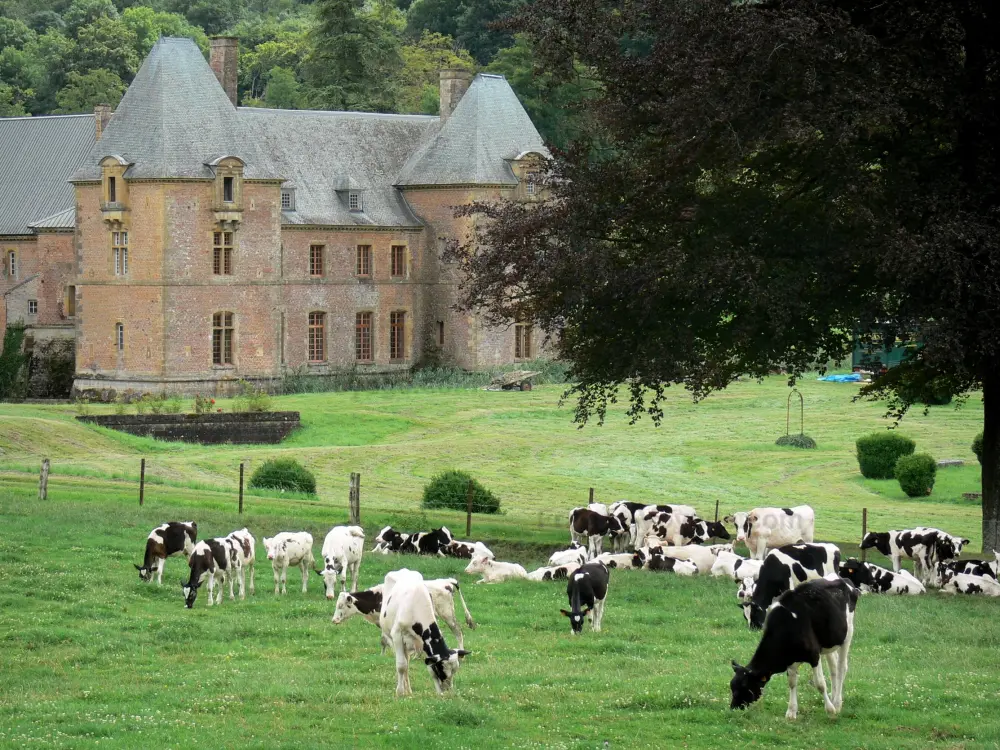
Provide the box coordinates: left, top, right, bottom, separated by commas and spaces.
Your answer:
982, 364, 1000, 554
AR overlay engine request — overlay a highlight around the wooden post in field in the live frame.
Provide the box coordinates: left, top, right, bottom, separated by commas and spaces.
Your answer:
238, 462, 245, 515
139, 458, 146, 507
38, 458, 50, 501
714, 499, 720, 523
861, 507, 868, 562
349, 473, 361, 526
589, 487, 595, 505
466, 479, 475, 537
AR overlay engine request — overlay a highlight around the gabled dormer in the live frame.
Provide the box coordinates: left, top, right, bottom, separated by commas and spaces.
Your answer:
510, 151, 547, 201
100, 155, 131, 225
207, 155, 244, 229
332, 176, 366, 214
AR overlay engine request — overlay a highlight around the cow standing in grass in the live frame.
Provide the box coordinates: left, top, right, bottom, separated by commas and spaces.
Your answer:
226, 527, 256, 598
745, 543, 841, 629
726, 506, 815, 560
561, 562, 610, 634
317, 525, 365, 600
181, 537, 240, 608
135, 521, 197, 585
860, 528, 969, 586
263, 532, 314, 595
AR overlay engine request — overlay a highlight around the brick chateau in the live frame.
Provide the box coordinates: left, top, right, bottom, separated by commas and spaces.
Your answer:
0, 37, 547, 396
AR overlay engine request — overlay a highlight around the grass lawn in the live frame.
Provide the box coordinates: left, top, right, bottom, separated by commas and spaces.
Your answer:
0, 377, 997, 748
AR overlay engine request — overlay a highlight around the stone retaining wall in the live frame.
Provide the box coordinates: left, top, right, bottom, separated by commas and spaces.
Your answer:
76, 411, 300, 444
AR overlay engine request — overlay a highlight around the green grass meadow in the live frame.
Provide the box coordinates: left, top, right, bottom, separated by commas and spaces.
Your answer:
1, 378, 999, 748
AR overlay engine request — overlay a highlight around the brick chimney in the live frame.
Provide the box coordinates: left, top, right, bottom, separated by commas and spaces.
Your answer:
94, 103, 112, 140
210, 36, 239, 106
439, 69, 473, 120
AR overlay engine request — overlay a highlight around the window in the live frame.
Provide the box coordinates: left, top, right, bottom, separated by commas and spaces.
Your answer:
308, 312, 326, 362
212, 312, 234, 365
309, 245, 324, 277
65, 286, 76, 317
356, 245, 371, 277
213, 231, 233, 275
348, 191, 362, 211
223, 176, 234, 203
116, 323, 124, 353
281, 189, 294, 210
108, 176, 116, 203
437, 321, 444, 347
28, 299, 37, 315
391, 245, 406, 277
7, 250, 16, 279
112, 231, 128, 276
355, 312, 372, 362
515, 323, 532, 359
525, 173, 537, 196
389, 311, 406, 360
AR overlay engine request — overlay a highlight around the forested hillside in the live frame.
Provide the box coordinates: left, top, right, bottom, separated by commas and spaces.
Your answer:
0, 0, 593, 147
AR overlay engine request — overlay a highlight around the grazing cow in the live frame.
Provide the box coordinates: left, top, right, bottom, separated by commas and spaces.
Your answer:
527, 562, 581, 581
839, 558, 925, 595
379, 569, 470, 696
634, 504, 698, 552
569, 508, 626, 556
442, 540, 495, 560
135, 521, 197, 585
730, 576, 860, 719
181, 537, 240, 608
737, 577, 756, 604
548, 541, 590, 567
225, 527, 256, 599
262, 532, 314, 595
860, 527, 969, 585
746, 543, 841, 629
656, 514, 731, 546
595, 552, 639, 569
561, 562, 610, 634
332, 577, 476, 649
639, 543, 718, 574
317, 526, 365, 600
726, 506, 816, 560
940, 572, 1000, 596
464, 555, 528, 583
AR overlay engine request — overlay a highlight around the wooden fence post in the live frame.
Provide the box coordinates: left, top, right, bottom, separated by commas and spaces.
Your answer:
349, 473, 361, 526
861, 507, 868, 562
466, 479, 475, 538
38, 458, 50, 501
238, 462, 244, 515
588, 487, 595, 505
714, 498, 720, 523
139, 458, 145, 507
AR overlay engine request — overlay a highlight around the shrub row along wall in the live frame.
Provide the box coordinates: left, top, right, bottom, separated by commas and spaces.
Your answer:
76, 412, 301, 445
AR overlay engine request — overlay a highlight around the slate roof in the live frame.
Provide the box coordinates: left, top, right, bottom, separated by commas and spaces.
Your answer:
396, 74, 549, 187
0, 114, 95, 236
71, 37, 277, 182
240, 109, 437, 227
29, 207, 76, 230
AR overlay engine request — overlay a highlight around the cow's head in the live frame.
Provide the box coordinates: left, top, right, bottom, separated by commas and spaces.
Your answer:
319, 557, 343, 599
936, 563, 957, 588
748, 601, 767, 630
262, 537, 278, 561
730, 661, 769, 710
425, 650, 469, 692
331, 591, 355, 624
464, 555, 490, 575
705, 521, 731, 540
839, 558, 872, 589
736, 577, 756, 603
860, 532, 891, 556
180, 578, 200, 608
374, 526, 394, 545
731, 512, 750, 542
560, 606, 592, 635
135, 564, 153, 583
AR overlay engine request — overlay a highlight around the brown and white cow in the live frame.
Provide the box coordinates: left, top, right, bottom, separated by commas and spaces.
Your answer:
569, 507, 626, 556
135, 521, 197, 585
181, 537, 240, 608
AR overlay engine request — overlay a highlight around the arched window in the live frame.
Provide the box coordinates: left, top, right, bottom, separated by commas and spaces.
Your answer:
213, 312, 234, 365
308, 311, 326, 362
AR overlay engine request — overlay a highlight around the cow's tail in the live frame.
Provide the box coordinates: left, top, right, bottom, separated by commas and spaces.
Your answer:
451, 579, 476, 629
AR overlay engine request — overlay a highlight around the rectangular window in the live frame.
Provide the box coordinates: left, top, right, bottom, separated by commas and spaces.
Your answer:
515, 323, 532, 359
212, 311, 234, 365
112, 231, 128, 276
355, 312, 372, 362
223, 176, 234, 203
213, 231, 233, 275
108, 176, 116, 203
28, 299, 37, 314
348, 191, 362, 211
356, 245, 371, 277
437, 321, 444, 347
308, 311, 326, 362
309, 245, 324, 277
116, 322, 124, 352
525, 173, 537, 196
65, 286, 76, 317
391, 245, 406, 277
390, 311, 406, 361
281, 189, 294, 210
7, 250, 16, 279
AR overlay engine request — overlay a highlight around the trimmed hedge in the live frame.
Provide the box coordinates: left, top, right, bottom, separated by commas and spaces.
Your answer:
421, 470, 500, 514
856, 432, 916, 479
895, 453, 937, 498
972, 433, 983, 465
249, 458, 316, 495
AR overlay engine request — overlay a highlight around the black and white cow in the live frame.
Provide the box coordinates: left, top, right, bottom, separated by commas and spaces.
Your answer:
634, 504, 698, 550
548, 541, 590, 567
135, 521, 197, 585
317, 525, 365, 600
730, 576, 860, 720
652, 513, 730, 546
595, 552, 640, 569
373, 526, 411, 554
745, 543, 841, 629
527, 562, 581, 581
225, 527, 256, 599
726, 505, 816, 560
180, 537, 240, 608
560, 561, 610, 634
935, 553, 998, 584
839, 558, 925, 595
860, 527, 969, 585
373, 526, 453, 556
379, 569, 470, 696
608, 501, 645, 551
940, 571, 1000, 596
569, 508, 626, 557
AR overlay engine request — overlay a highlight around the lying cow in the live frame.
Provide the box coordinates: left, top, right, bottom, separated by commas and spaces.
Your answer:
569, 507, 626, 556
839, 558, 925, 595
317, 525, 365, 600
631, 547, 698, 575
464, 555, 528, 583
527, 562, 581, 581
730, 576, 859, 720
561, 562, 610, 634
373, 526, 453, 556
442, 540, 495, 560
135, 521, 197, 585
935, 552, 998, 584
712, 551, 764, 581
595, 552, 640, 569
181, 537, 241, 608
860, 527, 969, 585
745, 543, 841, 629
549, 541, 590, 567
638, 542, 718, 574
633, 504, 698, 552
373, 526, 411, 554
333, 577, 476, 649
262, 531, 314, 595
939, 570, 1000, 596
726, 505, 816, 560
379, 569, 470, 696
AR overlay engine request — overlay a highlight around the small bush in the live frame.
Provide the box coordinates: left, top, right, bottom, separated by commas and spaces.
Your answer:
421, 470, 500, 514
972, 433, 983, 465
193, 394, 215, 414
164, 396, 183, 414
112, 394, 128, 415
895, 453, 937, 497
775, 434, 817, 449
249, 458, 316, 495
856, 432, 916, 479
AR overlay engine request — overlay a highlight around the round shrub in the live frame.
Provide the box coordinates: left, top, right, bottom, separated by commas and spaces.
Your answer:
855, 432, 916, 479
776, 434, 817, 449
249, 458, 316, 495
972, 433, 983, 465
421, 470, 500, 514
894, 453, 937, 498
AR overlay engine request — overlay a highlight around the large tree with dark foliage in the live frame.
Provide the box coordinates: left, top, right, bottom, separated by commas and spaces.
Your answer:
447, 0, 1000, 550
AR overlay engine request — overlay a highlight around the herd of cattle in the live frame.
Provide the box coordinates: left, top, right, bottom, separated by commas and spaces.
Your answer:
134, 501, 998, 715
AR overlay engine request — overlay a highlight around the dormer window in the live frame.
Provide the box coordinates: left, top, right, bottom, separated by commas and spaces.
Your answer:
281, 189, 295, 210
223, 177, 234, 203
108, 176, 117, 203
100, 155, 130, 219
349, 191, 362, 211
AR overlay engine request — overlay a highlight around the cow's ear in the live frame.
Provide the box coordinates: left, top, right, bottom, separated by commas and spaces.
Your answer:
134, 564, 143, 570
455, 649, 471, 658
731, 661, 744, 674
583, 607, 593, 616
314, 569, 324, 577
559, 609, 571, 618
962, 539, 971, 546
